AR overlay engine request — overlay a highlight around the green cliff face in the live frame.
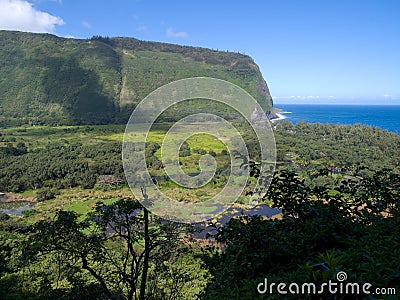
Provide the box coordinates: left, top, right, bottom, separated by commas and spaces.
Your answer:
0, 30, 273, 126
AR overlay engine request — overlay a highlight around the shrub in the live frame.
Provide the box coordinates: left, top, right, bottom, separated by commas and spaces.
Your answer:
36, 188, 58, 202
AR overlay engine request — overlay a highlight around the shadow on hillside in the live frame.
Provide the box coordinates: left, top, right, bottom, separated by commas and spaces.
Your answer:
41, 56, 116, 124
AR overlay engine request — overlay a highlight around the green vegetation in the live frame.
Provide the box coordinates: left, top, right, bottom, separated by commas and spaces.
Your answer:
0, 121, 399, 298
203, 168, 400, 299
0, 124, 233, 207
4, 29, 399, 300
0, 30, 272, 126
274, 120, 400, 174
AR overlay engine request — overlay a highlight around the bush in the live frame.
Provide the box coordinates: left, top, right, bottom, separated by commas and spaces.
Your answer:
179, 141, 191, 157
22, 209, 36, 218
208, 150, 216, 157
193, 148, 207, 155
0, 211, 10, 221
36, 188, 58, 202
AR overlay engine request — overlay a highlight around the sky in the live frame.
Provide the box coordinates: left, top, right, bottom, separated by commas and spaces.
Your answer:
0, 0, 399, 105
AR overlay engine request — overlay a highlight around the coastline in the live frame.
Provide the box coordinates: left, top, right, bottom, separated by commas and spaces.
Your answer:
267, 107, 282, 121
270, 104, 400, 133
270, 112, 287, 122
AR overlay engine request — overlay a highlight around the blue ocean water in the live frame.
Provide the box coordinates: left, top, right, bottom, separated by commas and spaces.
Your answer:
273, 104, 400, 134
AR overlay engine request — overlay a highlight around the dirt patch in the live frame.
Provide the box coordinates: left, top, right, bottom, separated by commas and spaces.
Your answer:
0, 192, 36, 203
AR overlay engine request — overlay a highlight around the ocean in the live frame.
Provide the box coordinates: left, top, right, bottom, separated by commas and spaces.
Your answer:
273, 104, 400, 134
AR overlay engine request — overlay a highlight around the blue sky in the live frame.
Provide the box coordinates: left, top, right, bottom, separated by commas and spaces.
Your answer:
0, 0, 399, 105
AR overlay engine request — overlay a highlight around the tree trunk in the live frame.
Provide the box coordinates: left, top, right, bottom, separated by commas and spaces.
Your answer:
139, 207, 150, 300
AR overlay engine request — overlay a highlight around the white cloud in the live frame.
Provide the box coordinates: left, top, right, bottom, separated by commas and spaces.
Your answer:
137, 25, 147, 32
81, 21, 91, 29
166, 27, 188, 38
277, 95, 324, 100
36, 0, 62, 3
32, 0, 62, 3
0, 0, 64, 33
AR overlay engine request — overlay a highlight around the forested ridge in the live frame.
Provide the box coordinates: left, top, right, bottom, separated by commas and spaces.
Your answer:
0, 122, 399, 299
0, 30, 272, 126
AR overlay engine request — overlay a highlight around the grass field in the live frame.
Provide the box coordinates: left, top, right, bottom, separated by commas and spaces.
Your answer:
1, 124, 256, 221
19, 187, 133, 222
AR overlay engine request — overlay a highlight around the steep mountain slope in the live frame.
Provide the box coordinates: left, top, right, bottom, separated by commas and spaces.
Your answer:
0, 30, 273, 125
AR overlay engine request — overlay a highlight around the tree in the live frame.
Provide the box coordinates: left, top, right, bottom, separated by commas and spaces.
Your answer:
36, 187, 57, 202
201, 169, 400, 299
23, 198, 196, 300
179, 141, 191, 157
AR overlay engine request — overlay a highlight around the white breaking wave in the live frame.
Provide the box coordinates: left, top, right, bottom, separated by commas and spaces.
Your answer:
271, 112, 288, 122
